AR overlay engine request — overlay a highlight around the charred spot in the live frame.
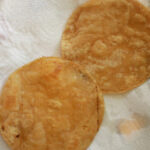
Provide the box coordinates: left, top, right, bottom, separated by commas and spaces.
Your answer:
83, 125, 88, 129
1, 126, 5, 131
16, 134, 20, 138
81, 74, 88, 79
80, 73, 90, 81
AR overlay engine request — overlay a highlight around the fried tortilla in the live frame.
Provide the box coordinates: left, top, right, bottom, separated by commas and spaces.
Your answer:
0, 57, 104, 150
61, 0, 150, 93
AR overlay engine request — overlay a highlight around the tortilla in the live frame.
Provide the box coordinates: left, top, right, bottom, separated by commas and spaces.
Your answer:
61, 0, 150, 93
0, 57, 104, 150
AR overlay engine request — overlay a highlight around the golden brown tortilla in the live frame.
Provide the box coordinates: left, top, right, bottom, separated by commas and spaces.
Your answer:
0, 57, 104, 150
61, 0, 150, 93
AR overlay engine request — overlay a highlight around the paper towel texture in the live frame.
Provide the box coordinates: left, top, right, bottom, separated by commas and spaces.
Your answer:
0, 0, 150, 150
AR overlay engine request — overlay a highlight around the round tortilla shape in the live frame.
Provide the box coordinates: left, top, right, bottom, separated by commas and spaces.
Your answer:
0, 57, 104, 150
61, 0, 150, 93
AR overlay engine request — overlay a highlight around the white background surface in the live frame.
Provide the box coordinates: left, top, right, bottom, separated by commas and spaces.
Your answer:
0, 0, 150, 149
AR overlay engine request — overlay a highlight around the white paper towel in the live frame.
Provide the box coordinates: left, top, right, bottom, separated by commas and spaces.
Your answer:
0, 0, 150, 150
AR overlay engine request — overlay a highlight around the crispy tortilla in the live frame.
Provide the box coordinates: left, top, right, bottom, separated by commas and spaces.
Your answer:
61, 0, 150, 93
0, 57, 104, 150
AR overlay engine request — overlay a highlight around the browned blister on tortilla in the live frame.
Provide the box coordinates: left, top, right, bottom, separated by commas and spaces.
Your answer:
61, 0, 150, 93
0, 57, 104, 150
